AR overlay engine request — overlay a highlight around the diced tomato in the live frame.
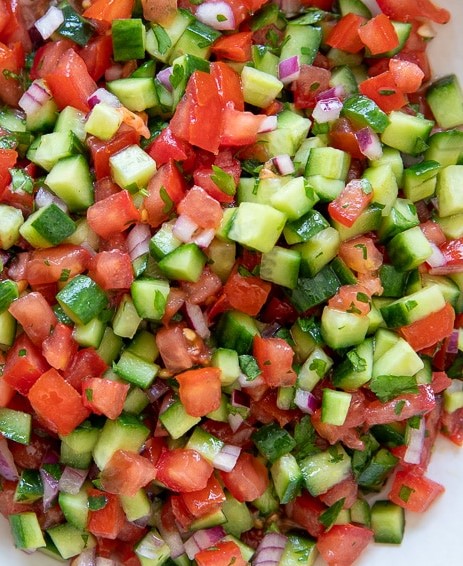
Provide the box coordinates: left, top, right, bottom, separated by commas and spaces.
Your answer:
339, 236, 383, 273
156, 324, 194, 373
87, 190, 141, 239
220, 105, 266, 147
9, 292, 57, 346
177, 185, 223, 229
141, 0, 181, 24
100, 449, 157, 497
155, 448, 214, 492
192, 149, 241, 203
319, 475, 358, 509
146, 126, 194, 166
389, 469, 444, 512
201, 420, 255, 450
430, 237, 463, 274
398, 303, 455, 351
365, 384, 436, 426
176, 367, 222, 417
317, 524, 374, 566
376, 0, 450, 24
211, 32, 252, 62
291, 65, 332, 109
441, 407, 463, 446
0, 376, 14, 408
219, 452, 269, 502
223, 267, 271, 316
0, 41, 24, 107
195, 540, 247, 566
0, 149, 17, 193
82, 377, 130, 420
170, 71, 223, 154
88, 126, 140, 180
29, 40, 75, 81
285, 492, 327, 538
326, 13, 367, 53
358, 13, 399, 55
389, 58, 424, 93
143, 161, 187, 228
80, 34, 114, 82
83, 0, 135, 25
45, 49, 97, 113
28, 368, 90, 436
181, 474, 226, 518
253, 335, 297, 388
328, 179, 373, 227
42, 323, 78, 371
431, 371, 452, 395
25, 245, 91, 286
328, 284, 372, 316
328, 118, 364, 160
87, 488, 126, 539
250, 390, 300, 428
420, 220, 446, 245
359, 71, 408, 113
170, 493, 195, 530
88, 250, 134, 290
181, 268, 223, 305
2, 334, 49, 395
0, 480, 35, 516
64, 348, 108, 392
210, 61, 244, 111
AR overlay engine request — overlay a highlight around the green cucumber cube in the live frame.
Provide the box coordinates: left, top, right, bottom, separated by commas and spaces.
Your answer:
260, 246, 301, 289
19, 203, 76, 248
321, 306, 369, 349
9, 512, 46, 550
57, 275, 108, 325
0, 279, 19, 313
228, 202, 287, 253
211, 348, 241, 386
386, 225, 432, 271
271, 454, 303, 504
84, 103, 122, 140
342, 94, 389, 133
0, 407, 31, 444
436, 164, 463, 217
0, 204, 23, 249
32, 131, 84, 172
131, 278, 170, 321
305, 146, 351, 180
241, 65, 284, 108
145, 10, 194, 63
114, 350, 160, 389
135, 529, 171, 565
107, 77, 159, 112
45, 154, 94, 212
300, 445, 352, 496
112, 18, 146, 61
112, 294, 142, 339
47, 523, 95, 559
270, 176, 319, 220
321, 389, 352, 425
381, 111, 434, 155
109, 144, 157, 191
293, 226, 340, 277
158, 243, 207, 282
426, 74, 463, 129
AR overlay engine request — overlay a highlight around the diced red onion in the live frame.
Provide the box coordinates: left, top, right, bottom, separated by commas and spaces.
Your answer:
95, 559, 117, 566
193, 227, 216, 249
127, 223, 151, 261
404, 417, 426, 465
40, 468, 59, 511
157, 521, 185, 559
184, 527, 226, 560
228, 411, 245, 433
258, 115, 278, 133
312, 97, 343, 123
157, 67, 174, 92
35, 186, 68, 212
196, 2, 236, 31
18, 79, 52, 116
0, 437, 19, 481
137, 531, 168, 559
355, 127, 383, 160
7, 251, 29, 281
87, 88, 121, 109
0, 250, 10, 268
173, 214, 199, 243
185, 302, 210, 340
294, 388, 319, 414
105, 64, 125, 82
447, 329, 460, 354
272, 154, 295, 176
147, 379, 170, 402
59, 466, 88, 495
238, 371, 265, 389
278, 55, 301, 84
212, 443, 241, 472
34, 6, 64, 40
70, 548, 96, 566
231, 389, 250, 409
429, 264, 463, 275
316, 85, 346, 102
276, 0, 303, 18
425, 242, 446, 268
262, 322, 282, 338
253, 532, 288, 566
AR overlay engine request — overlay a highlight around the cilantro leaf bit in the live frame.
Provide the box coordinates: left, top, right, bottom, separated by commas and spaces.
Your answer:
239, 354, 261, 381
346, 350, 367, 373
319, 498, 346, 529
9, 168, 33, 194
211, 165, 236, 196
370, 374, 419, 403
88, 495, 107, 511
293, 416, 319, 461
152, 24, 172, 55
252, 422, 296, 463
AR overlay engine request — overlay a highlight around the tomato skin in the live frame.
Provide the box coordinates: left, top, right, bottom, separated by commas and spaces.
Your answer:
376, 0, 450, 24
8, 292, 58, 346
100, 449, 157, 497
389, 58, 424, 93
42, 323, 78, 371
328, 118, 364, 160
0, 41, 24, 107
180, 474, 226, 518
223, 267, 271, 316
143, 161, 187, 228
339, 236, 383, 273
326, 13, 367, 53
250, 390, 300, 428
319, 475, 358, 509
398, 303, 455, 351
177, 185, 223, 229
286, 492, 327, 538
317, 524, 374, 566
140, 0, 177, 24
0, 148, 17, 193
253, 336, 297, 388
28, 368, 91, 436
29, 40, 75, 81
219, 452, 269, 502
64, 348, 108, 392
88, 250, 134, 290
146, 126, 194, 166
87, 190, 141, 239
2, 334, 49, 395
292, 65, 332, 109
211, 32, 252, 62
192, 149, 241, 204
177, 367, 222, 418
26, 245, 91, 286
83, 0, 135, 25
358, 13, 399, 55
156, 324, 195, 373
87, 488, 126, 540
328, 284, 371, 316
195, 540, 247, 566
80, 34, 114, 82
359, 71, 408, 113
45, 48, 97, 113
366, 384, 436, 426
155, 448, 214, 493
389, 470, 444, 512
220, 105, 266, 147
328, 179, 373, 227
210, 61, 244, 111
82, 377, 130, 420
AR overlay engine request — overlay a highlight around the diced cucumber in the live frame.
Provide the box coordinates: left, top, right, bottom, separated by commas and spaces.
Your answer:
114, 350, 159, 389
45, 154, 94, 212
284, 209, 330, 245
372, 337, 424, 377
280, 533, 317, 566
112, 294, 142, 339
47, 522, 95, 559
424, 129, 463, 166
59, 488, 89, 531
57, 275, 108, 325
222, 492, 254, 537
331, 203, 383, 241
126, 329, 159, 363
73, 317, 105, 348
120, 489, 152, 522
403, 160, 441, 202
363, 164, 398, 216
112, 18, 146, 61
211, 348, 241, 387
241, 65, 284, 108
20, 203, 76, 248
436, 165, 463, 217
216, 310, 260, 355
305, 146, 350, 181
0, 407, 31, 445
160, 401, 201, 440
289, 264, 341, 312
54, 105, 86, 141
131, 278, 170, 321
300, 444, 352, 496
0, 204, 24, 249
380, 284, 446, 328
169, 18, 220, 62
342, 94, 389, 133
145, 9, 195, 63
271, 454, 303, 504
260, 246, 301, 289
357, 448, 398, 490
333, 338, 374, 390
297, 346, 333, 391
135, 529, 171, 566
321, 389, 352, 425
270, 176, 319, 220
386, 226, 432, 271
280, 22, 321, 66
321, 306, 369, 349
31, 130, 85, 172
377, 198, 419, 242
293, 226, 340, 277
109, 144, 157, 191
158, 243, 207, 282
9, 512, 46, 550
15, 470, 43, 503
426, 74, 463, 129
371, 500, 405, 544
381, 111, 434, 155
84, 103, 122, 140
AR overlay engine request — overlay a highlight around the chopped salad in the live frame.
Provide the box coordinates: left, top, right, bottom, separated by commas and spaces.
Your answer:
0, 0, 463, 565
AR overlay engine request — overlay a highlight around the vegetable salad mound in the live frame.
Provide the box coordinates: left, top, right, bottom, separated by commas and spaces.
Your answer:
0, 0, 462, 565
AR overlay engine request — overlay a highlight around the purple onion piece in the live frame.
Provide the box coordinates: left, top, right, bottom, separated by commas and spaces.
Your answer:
70, 547, 96, 566
278, 55, 301, 84
294, 388, 319, 414
185, 302, 210, 340
157, 67, 174, 92
34, 6, 64, 40
58, 466, 88, 495
40, 468, 59, 511
0, 437, 19, 481
212, 444, 241, 472
312, 97, 343, 123
231, 389, 250, 409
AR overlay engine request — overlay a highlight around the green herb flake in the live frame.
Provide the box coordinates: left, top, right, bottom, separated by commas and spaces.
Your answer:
88, 495, 107, 511
239, 354, 261, 381
169, 64, 185, 89
370, 375, 418, 403
399, 484, 415, 502
356, 292, 370, 304
85, 388, 93, 402
328, 446, 344, 464
320, 497, 346, 529
216, 14, 227, 22
152, 24, 172, 55
394, 399, 406, 415
59, 268, 71, 282
159, 186, 174, 215
153, 290, 167, 316
293, 416, 319, 461
18, 349, 27, 357
211, 165, 236, 196
309, 358, 327, 378
9, 168, 34, 194
354, 242, 368, 260
347, 350, 367, 372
